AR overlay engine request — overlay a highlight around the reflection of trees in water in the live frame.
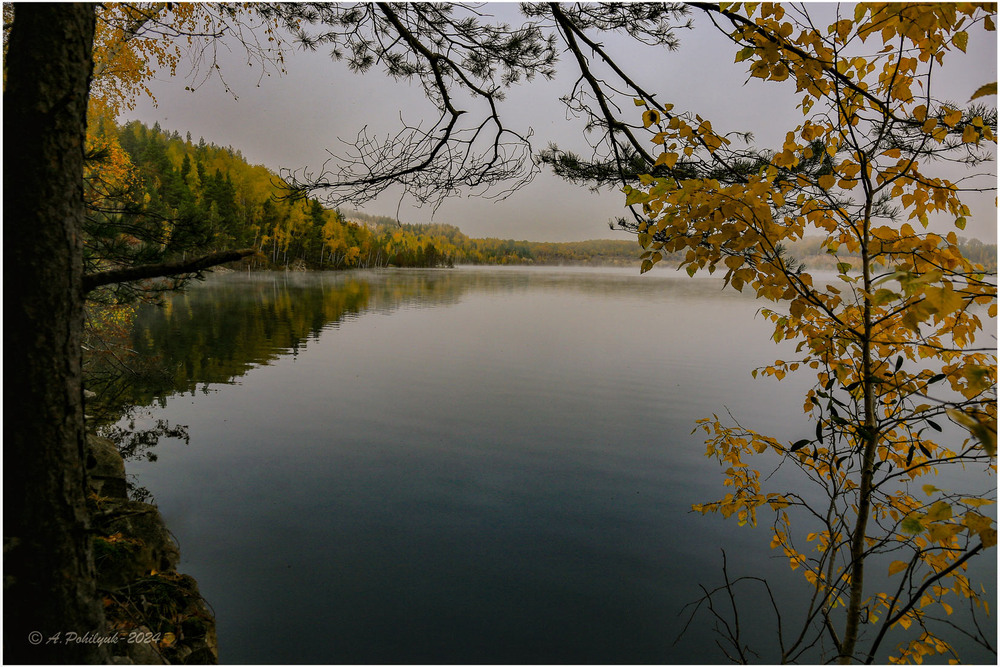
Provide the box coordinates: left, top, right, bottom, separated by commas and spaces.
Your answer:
84, 268, 750, 475
84, 271, 462, 471
88, 269, 753, 415
99, 413, 190, 503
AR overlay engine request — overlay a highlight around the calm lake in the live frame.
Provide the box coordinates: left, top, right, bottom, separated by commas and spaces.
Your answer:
113, 266, 996, 664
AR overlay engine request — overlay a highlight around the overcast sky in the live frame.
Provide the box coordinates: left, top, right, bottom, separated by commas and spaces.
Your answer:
125, 3, 998, 243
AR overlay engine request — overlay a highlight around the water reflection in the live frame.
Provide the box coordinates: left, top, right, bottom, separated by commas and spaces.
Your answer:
93, 267, 995, 664
117, 267, 790, 664
88, 267, 752, 426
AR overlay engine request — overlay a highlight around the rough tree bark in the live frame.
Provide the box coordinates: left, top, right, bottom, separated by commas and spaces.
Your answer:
3, 4, 108, 663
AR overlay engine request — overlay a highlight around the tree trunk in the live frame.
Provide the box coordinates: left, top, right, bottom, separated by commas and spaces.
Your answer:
840, 198, 877, 663
4, 4, 107, 663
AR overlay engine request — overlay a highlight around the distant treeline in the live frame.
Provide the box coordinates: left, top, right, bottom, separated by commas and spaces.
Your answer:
786, 235, 996, 272
114, 120, 995, 272
344, 212, 645, 266
111, 121, 642, 269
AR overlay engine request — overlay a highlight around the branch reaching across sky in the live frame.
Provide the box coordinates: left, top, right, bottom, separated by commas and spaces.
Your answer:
88, 3, 293, 116
272, 2, 558, 209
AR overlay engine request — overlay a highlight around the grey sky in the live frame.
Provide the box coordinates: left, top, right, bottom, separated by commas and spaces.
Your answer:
125, 3, 997, 243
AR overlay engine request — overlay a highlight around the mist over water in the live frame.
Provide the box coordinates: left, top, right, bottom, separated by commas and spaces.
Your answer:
117, 267, 996, 664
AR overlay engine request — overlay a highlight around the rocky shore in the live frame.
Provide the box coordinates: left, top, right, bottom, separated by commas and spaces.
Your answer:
86, 435, 218, 664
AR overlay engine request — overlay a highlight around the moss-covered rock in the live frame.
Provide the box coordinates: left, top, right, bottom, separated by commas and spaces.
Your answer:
87, 435, 129, 499
87, 436, 217, 664
93, 501, 180, 591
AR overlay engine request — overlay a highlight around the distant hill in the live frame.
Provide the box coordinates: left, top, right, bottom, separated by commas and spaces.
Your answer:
343, 211, 644, 266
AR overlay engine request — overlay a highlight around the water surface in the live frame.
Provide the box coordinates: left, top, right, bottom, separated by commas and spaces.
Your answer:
117, 267, 995, 664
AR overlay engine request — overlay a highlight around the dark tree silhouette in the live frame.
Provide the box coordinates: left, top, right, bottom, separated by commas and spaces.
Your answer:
3, 5, 255, 661
4, 5, 108, 662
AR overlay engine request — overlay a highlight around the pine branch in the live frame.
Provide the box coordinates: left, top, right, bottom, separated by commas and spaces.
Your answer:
82, 248, 255, 294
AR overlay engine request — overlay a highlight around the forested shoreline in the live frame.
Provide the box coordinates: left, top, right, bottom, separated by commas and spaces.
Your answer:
98, 119, 998, 277
99, 120, 645, 270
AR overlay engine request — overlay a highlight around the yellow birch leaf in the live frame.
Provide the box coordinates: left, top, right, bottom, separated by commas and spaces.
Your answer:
953, 31, 969, 53
963, 511, 994, 533
928, 522, 960, 542
888, 560, 908, 576
981, 528, 997, 548
923, 285, 964, 316
871, 288, 900, 305
942, 107, 962, 127
926, 500, 952, 522
656, 152, 679, 169
970, 82, 996, 101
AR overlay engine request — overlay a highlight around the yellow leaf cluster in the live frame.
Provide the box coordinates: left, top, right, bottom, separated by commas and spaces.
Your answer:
634, 3, 997, 662
90, 3, 289, 117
